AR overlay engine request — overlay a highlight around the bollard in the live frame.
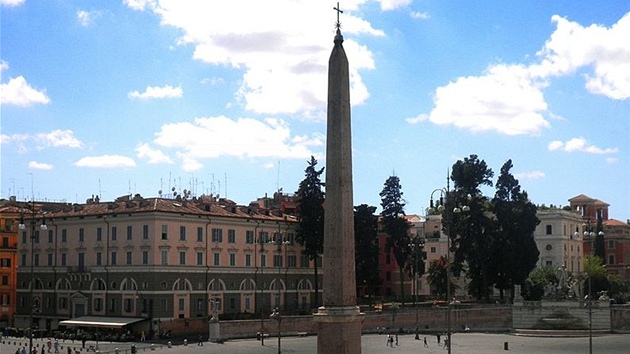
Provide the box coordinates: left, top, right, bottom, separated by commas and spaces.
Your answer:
504, 341, 509, 350
150, 344, 155, 351
167, 341, 171, 349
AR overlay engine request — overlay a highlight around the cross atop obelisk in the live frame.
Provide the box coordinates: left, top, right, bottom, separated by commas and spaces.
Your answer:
314, 3, 362, 353
333, 2, 343, 29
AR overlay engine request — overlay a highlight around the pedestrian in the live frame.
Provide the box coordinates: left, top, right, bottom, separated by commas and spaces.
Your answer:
140, 331, 145, 342
443, 338, 449, 349
395, 334, 398, 346
47, 339, 52, 353
437, 333, 441, 344
424, 336, 429, 348
386, 334, 391, 347
197, 334, 203, 346
54, 339, 60, 353
21, 347, 27, 354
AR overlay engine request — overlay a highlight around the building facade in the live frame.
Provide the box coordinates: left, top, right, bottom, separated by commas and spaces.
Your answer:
0, 204, 20, 327
13, 195, 319, 334
534, 208, 584, 274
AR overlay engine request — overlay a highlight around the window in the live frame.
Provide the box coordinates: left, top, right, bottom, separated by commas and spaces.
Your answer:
229, 253, 236, 266
61, 253, 67, 266
260, 231, 269, 243
47, 253, 53, 266
127, 225, 133, 240
300, 255, 309, 268
34, 253, 39, 266
161, 250, 168, 265
608, 240, 615, 249
286, 232, 295, 244
79, 228, 84, 242
1, 275, 8, 285
126, 251, 132, 265
430, 246, 437, 254
545, 225, 552, 235
261, 254, 267, 267
212, 228, 223, 243
246, 230, 254, 244
109, 298, 117, 312
111, 226, 117, 241
48, 230, 53, 243
180, 226, 186, 241
287, 255, 296, 268
94, 298, 103, 312
197, 299, 204, 311
61, 229, 67, 243
78, 253, 85, 270
178, 298, 185, 311
96, 252, 102, 266
228, 229, 236, 243
143, 225, 149, 240
161, 225, 168, 240
197, 227, 203, 242
58, 297, 68, 310
34, 230, 40, 243
124, 298, 133, 313
97, 227, 102, 241
609, 255, 615, 264
111, 251, 117, 265
1, 258, 11, 267
196, 252, 203, 266
273, 254, 282, 267
179, 251, 186, 265
22, 231, 27, 244
213, 252, 220, 266
21, 254, 27, 267
245, 253, 252, 267
142, 251, 149, 265
545, 260, 553, 266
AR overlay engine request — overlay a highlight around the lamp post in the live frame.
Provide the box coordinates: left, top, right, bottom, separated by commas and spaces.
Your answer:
19, 205, 47, 354
408, 233, 424, 340
429, 185, 468, 354
269, 229, 289, 353
258, 228, 266, 345
269, 307, 282, 354
582, 227, 603, 354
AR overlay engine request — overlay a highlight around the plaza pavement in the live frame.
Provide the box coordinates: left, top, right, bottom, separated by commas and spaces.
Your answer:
3, 332, 629, 354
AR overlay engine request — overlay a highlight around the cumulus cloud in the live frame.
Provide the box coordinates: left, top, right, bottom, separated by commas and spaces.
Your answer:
28, 161, 54, 170
135, 143, 174, 164
77, 10, 102, 27
124, 0, 383, 116
128, 85, 183, 100
1, 62, 51, 107
514, 171, 546, 180
1, 0, 25, 7
149, 115, 322, 171
74, 155, 137, 168
548, 137, 618, 154
410, 11, 430, 20
416, 12, 629, 135
2, 129, 83, 151
377, 0, 412, 11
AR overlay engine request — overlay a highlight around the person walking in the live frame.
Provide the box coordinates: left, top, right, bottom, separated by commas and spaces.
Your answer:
424, 336, 429, 348
197, 334, 203, 346
437, 333, 441, 344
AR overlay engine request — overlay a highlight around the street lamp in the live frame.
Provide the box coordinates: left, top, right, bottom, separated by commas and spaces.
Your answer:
269, 307, 282, 354
408, 233, 424, 340
429, 186, 468, 354
19, 206, 47, 354
580, 227, 603, 354
257, 228, 266, 345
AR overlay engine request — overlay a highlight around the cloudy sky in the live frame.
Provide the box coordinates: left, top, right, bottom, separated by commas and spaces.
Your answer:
2, 0, 629, 220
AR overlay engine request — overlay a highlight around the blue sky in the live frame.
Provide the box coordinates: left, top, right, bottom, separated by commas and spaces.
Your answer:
1, 0, 629, 220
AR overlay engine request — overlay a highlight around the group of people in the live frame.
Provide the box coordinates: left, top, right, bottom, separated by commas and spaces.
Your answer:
385, 332, 451, 349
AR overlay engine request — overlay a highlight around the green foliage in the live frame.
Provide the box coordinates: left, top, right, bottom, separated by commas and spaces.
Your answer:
354, 204, 381, 295
295, 156, 325, 306
521, 266, 556, 301
490, 159, 540, 301
379, 175, 410, 301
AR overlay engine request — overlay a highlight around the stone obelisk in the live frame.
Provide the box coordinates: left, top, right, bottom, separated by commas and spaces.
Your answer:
314, 6, 362, 353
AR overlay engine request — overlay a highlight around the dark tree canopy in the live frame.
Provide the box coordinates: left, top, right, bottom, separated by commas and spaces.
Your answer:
295, 156, 325, 306
354, 204, 380, 296
379, 175, 411, 301
491, 159, 540, 301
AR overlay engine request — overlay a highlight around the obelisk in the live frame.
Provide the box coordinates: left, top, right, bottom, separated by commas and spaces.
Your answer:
314, 5, 362, 353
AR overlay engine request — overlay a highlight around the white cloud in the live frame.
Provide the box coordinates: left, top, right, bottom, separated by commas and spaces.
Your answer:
128, 85, 182, 100
124, 0, 382, 116
531, 13, 630, 99
2, 129, 83, 151
406, 113, 429, 124
0, 0, 25, 7
77, 10, 102, 27
151, 115, 321, 170
0, 60, 8, 72
74, 155, 137, 168
135, 143, 174, 164
28, 161, 54, 170
423, 64, 550, 135
548, 137, 618, 154
419, 12, 630, 135
514, 171, 545, 180
1, 75, 51, 107
410, 11, 430, 20
605, 157, 618, 164
377, 0, 412, 11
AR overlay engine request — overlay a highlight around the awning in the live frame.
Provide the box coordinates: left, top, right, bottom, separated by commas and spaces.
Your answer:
59, 316, 146, 328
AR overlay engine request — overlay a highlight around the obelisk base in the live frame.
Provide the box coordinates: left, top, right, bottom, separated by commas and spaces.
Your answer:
314, 306, 363, 354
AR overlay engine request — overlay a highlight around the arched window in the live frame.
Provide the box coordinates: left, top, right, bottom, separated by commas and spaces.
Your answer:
56, 279, 72, 290
239, 279, 255, 291
208, 279, 225, 292
90, 278, 107, 291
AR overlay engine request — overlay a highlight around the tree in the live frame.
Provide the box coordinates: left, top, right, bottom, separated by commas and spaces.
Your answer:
450, 154, 495, 301
379, 175, 411, 302
427, 256, 455, 300
583, 255, 609, 298
491, 160, 540, 302
354, 204, 380, 297
295, 156, 325, 307
521, 266, 557, 301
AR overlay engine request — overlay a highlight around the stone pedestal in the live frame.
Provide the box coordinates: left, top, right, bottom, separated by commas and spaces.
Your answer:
208, 318, 221, 342
314, 306, 363, 353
